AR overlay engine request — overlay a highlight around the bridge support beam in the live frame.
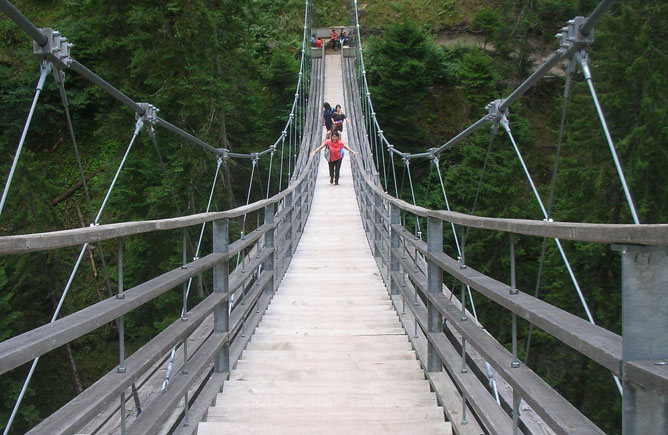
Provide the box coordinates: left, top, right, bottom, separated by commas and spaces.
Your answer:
616, 245, 668, 435
213, 218, 230, 374
427, 217, 443, 372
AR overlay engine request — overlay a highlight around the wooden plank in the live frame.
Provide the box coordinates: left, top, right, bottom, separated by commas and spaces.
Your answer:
199, 54, 449, 435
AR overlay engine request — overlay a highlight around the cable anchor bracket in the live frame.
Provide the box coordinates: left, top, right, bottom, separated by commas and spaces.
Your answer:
33, 28, 73, 68
486, 99, 508, 133
556, 16, 594, 57
136, 103, 159, 137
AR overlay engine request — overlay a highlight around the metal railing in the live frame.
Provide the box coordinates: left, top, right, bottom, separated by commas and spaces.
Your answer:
342, 32, 668, 435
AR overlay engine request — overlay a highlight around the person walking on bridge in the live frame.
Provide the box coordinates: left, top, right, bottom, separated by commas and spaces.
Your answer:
332, 104, 347, 133
311, 131, 357, 185
322, 102, 334, 132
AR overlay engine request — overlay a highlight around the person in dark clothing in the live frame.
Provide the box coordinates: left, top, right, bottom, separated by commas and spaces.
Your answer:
311, 131, 357, 185
332, 104, 347, 132
322, 102, 333, 131
330, 28, 339, 50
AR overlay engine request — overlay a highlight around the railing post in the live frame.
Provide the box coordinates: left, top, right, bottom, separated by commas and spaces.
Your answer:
363, 185, 371, 234
374, 192, 381, 258
117, 237, 126, 374
427, 217, 443, 372
614, 245, 668, 435
285, 191, 293, 258
390, 203, 400, 295
296, 183, 303, 234
181, 228, 188, 321
264, 203, 275, 295
213, 218, 229, 374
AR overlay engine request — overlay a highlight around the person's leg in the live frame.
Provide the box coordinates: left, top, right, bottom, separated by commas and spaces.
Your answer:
334, 159, 342, 184
328, 160, 334, 183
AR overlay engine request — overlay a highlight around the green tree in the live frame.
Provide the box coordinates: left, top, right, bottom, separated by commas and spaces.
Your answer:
366, 20, 440, 151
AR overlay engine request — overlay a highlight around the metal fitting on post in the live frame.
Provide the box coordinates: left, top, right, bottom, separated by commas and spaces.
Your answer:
557, 16, 594, 55
428, 148, 437, 164
33, 28, 73, 68
136, 103, 159, 126
486, 99, 508, 127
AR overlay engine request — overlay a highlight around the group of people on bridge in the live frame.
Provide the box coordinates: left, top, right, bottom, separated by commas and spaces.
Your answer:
310, 28, 355, 50
311, 101, 356, 185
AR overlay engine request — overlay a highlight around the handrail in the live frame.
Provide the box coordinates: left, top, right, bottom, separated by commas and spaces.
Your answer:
3, 41, 325, 434
350, 154, 668, 246
0, 156, 318, 255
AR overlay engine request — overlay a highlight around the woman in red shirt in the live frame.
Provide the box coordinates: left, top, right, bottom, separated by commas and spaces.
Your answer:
311, 131, 357, 185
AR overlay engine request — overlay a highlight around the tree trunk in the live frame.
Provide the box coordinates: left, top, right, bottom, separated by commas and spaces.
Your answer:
49, 289, 84, 395
51, 168, 103, 207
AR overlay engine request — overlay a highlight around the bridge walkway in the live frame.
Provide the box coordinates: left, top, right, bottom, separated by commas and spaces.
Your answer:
197, 53, 451, 434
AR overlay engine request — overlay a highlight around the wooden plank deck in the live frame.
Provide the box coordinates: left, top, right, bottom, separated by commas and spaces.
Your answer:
198, 53, 451, 435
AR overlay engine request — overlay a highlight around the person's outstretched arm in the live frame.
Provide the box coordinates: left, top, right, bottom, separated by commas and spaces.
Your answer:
310, 140, 328, 156
342, 144, 358, 154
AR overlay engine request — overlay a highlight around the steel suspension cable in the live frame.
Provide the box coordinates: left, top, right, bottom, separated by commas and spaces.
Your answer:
278, 131, 286, 191
4, 118, 145, 435
434, 158, 479, 320
404, 159, 421, 236
54, 70, 115, 299
266, 147, 275, 199
236, 157, 258, 270
459, 128, 496, 266
525, 60, 574, 364
380, 130, 388, 190
162, 157, 222, 390
576, 51, 640, 224
500, 116, 595, 325
389, 146, 399, 197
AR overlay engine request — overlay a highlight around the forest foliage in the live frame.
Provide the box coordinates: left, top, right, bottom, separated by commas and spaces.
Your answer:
360, 1, 667, 433
0, 0, 305, 432
0, 0, 666, 433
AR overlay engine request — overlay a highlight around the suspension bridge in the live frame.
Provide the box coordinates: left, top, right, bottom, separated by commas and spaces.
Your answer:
0, 0, 666, 434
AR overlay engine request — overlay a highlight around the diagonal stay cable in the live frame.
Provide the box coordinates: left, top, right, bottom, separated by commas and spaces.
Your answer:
576, 50, 640, 224
434, 157, 479, 318
523, 57, 623, 395
499, 115, 595, 325
434, 155, 500, 403
54, 68, 114, 299
459, 127, 497, 287
162, 157, 222, 390
278, 131, 286, 191
0, 60, 51, 216
236, 156, 258, 271
389, 146, 399, 197
4, 117, 145, 435
525, 59, 574, 364
404, 158, 421, 237
266, 147, 275, 199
